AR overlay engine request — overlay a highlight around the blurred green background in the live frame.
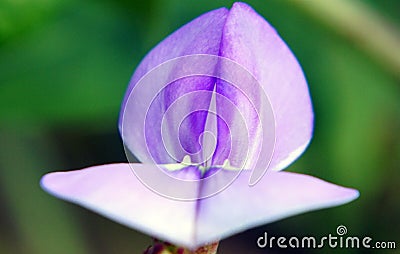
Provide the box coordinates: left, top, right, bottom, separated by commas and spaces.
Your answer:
0, 0, 399, 253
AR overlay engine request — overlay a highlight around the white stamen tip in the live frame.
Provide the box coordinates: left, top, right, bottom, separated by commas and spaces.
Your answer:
182, 155, 192, 165
222, 159, 231, 168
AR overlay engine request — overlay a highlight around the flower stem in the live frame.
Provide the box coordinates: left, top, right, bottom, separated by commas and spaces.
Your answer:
143, 239, 219, 254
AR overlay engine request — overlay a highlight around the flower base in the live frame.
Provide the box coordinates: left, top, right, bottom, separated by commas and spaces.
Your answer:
143, 239, 219, 254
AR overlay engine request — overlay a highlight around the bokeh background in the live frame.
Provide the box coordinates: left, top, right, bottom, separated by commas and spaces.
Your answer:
0, 0, 399, 253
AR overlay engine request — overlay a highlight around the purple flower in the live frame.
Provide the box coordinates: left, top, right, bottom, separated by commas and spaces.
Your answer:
41, 2, 359, 250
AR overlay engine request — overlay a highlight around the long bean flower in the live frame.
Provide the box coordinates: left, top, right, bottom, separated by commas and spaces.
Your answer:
41, 2, 359, 250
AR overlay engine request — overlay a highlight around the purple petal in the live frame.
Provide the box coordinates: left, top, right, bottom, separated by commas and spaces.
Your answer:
41, 165, 358, 249
196, 169, 359, 246
119, 3, 313, 174
214, 3, 314, 174
41, 164, 200, 248
119, 8, 228, 165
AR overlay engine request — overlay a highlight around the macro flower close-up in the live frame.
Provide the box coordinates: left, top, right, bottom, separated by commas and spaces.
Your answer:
1, 0, 399, 254
41, 2, 359, 252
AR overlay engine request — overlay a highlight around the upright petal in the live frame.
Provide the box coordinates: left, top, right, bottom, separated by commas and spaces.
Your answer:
214, 2, 313, 176
195, 169, 359, 246
119, 8, 229, 165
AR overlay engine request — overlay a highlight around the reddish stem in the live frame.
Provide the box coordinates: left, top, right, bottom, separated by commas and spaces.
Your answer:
143, 239, 219, 254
